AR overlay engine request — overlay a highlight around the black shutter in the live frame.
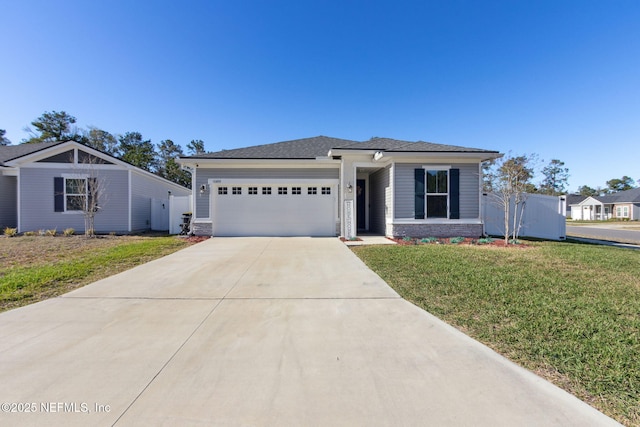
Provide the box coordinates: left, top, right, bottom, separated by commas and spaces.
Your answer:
414, 169, 425, 219
450, 168, 460, 219
54, 177, 64, 212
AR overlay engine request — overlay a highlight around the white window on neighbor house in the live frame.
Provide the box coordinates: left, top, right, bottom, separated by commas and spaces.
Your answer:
55, 175, 93, 213
616, 206, 629, 218
65, 178, 87, 211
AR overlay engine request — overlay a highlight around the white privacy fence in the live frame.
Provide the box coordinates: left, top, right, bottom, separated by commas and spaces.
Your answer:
482, 193, 566, 241
169, 195, 192, 234
151, 196, 192, 234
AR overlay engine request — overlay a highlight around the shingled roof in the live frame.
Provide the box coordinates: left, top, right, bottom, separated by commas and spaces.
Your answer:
594, 187, 640, 204
182, 136, 499, 160
0, 141, 67, 166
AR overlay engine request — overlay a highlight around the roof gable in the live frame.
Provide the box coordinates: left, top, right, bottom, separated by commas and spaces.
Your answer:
0, 141, 67, 166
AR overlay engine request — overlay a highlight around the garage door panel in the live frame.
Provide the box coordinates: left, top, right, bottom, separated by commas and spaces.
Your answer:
212, 183, 336, 237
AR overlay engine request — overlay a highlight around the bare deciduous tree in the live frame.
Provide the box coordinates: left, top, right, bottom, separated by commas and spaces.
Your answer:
486, 153, 537, 244
72, 150, 110, 237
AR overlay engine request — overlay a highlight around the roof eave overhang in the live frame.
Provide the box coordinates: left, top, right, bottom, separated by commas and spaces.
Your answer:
1, 166, 18, 176
329, 148, 502, 161
386, 151, 502, 161
178, 157, 341, 168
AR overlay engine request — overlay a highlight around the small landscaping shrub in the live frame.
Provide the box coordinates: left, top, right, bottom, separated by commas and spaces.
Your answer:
420, 237, 438, 244
449, 236, 465, 244
3, 227, 18, 237
477, 237, 494, 245
45, 228, 57, 237
23, 231, 36, 237
402, 236, 413, 242
63, 228, 75, 237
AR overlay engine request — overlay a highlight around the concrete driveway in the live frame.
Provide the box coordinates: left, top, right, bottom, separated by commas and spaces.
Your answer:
0, 238, 619, 426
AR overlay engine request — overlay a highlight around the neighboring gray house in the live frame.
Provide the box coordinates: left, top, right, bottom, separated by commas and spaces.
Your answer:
178, 136, 502, 238
570, 188, 640, 220
0, 141, 191, 233
565, 194, 587, 217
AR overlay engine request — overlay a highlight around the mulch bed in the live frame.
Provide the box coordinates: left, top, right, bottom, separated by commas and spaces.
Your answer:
389, 237, 529, 248
184, 235, 210, 243
339, 237, 363, 242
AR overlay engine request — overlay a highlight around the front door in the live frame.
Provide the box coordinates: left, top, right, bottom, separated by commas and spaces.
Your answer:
356, 179, 366, 230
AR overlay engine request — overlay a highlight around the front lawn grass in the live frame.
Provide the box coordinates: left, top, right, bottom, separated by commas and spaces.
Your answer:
0, 235, 194, 312
352, 241, 640, 426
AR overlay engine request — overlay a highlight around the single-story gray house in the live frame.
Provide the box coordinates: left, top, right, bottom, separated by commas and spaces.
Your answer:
0, 140, 191, 233
178, 136, 502, 238
569, 188, 640, 220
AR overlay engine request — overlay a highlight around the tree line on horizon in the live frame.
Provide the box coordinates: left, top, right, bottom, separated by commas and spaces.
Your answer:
2, 111, 637, 194
482, 154, 637, 197
0, 110, 205, 188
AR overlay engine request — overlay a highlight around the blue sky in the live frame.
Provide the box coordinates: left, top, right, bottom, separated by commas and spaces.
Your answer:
1, 0, 638, 192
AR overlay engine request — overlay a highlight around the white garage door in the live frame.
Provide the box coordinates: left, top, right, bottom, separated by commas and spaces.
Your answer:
211, 180, 337, 236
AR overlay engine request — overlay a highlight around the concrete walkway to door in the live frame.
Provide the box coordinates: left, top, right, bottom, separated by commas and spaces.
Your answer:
0, 238, 619, 426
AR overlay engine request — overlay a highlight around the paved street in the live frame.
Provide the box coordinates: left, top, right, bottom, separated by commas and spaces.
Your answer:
567, 224, 640, 245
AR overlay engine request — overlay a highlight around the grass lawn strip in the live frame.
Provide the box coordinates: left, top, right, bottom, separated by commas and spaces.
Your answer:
0, 236, 192, 312
352, 242, 640, 426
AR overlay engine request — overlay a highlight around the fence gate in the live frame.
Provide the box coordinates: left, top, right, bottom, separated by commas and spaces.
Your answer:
151, 199, 170, 231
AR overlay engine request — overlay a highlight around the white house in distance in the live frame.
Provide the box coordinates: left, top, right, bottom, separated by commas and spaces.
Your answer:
0, 140, 191, 233
569, 187, 640, 221
178, 136, 502, 238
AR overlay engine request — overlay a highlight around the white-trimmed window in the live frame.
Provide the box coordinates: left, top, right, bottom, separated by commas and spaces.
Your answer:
308, 187, 317, 195
262, 187, 272, 195
232, 187, 242, 195
65, 178, 87, 211
278, 187, 287, 195
616, 206, 629, 218
218, 187, 228, 195
321, 187, 331, 195
292, 187, 301, 195
55, 175, 91, 213
248, 187, 258, 195
425, 169, 448, 218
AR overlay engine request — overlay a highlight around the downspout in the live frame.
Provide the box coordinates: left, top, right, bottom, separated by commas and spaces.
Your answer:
127, 170, 132, 232
16, 169, 21, 233
478, 163, 485, 236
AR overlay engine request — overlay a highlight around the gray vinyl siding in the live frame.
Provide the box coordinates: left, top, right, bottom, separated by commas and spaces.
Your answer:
19, 167, 129, 233
0, 175, 17, 229
394, 163, 479, 219
194, 167, 339, 219
369, 166, 390, 234
130, 171, 190, 232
